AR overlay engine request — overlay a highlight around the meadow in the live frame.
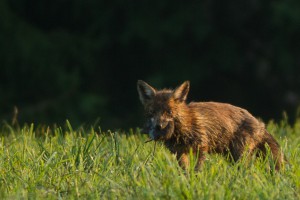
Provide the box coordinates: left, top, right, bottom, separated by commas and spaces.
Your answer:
0, 118, 299, 199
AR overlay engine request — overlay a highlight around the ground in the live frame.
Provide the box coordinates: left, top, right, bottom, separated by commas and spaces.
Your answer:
0, 119, 299, 199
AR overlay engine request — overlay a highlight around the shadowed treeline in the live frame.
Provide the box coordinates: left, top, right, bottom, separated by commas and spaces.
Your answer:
0, 0, 299, 129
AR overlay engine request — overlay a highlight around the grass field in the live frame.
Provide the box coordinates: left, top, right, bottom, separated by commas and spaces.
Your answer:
0, 119, 300, 199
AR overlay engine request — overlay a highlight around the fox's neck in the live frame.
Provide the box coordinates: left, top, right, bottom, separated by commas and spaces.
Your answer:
164, 104, 201, 152
173, 104, 197, 138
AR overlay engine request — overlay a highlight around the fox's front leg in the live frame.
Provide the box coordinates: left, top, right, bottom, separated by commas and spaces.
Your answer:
176, 153, 189, 170
194, 146, 208, 170
195, 151, 206, 171
176, 151, 206, 171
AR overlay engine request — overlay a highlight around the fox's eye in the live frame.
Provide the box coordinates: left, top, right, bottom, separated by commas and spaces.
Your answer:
147, 110, 154, 117
167, 110, 173, 115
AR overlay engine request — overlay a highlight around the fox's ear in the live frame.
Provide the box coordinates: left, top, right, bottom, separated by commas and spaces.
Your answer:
173, 81, 190, 102
137, 80, 156, 105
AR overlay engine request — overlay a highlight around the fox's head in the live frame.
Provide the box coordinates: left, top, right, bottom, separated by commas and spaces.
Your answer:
137, 80, 190, 141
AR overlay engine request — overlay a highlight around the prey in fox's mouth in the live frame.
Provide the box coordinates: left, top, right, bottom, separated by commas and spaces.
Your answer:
143, 118, 175, 141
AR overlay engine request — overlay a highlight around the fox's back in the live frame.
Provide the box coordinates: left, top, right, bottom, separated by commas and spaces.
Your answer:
188, 101, 257, 123
188, 102, 265, 152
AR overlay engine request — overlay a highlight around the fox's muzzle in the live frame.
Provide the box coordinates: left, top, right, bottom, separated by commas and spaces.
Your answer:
143, 120, 175, 141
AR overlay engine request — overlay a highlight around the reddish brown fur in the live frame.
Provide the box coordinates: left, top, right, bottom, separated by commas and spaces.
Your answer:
137, 80, 285, 171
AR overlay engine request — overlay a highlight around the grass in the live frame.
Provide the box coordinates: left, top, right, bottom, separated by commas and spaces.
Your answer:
0, 118, 300, 199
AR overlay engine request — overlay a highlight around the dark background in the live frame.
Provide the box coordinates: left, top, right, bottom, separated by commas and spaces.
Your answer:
1, 0, 300, 129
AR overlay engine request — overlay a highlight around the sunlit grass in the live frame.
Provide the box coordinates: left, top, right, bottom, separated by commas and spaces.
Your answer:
0, 119, 299, 199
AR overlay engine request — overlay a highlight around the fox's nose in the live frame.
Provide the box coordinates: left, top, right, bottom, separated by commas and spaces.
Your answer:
155, 123, 167, 130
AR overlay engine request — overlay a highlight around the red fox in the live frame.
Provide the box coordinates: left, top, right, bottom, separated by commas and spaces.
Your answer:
137, 80, 285, 171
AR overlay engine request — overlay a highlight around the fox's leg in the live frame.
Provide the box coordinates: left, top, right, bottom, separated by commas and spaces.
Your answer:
256, 131, 284, 171
195, 152, 206, 171
229, 128, 261, 163
176, 153, 189, 170
228, 138, 257, 168
176, 148, 207, 171
195, 147, 208, 171
229, 141, 244, 162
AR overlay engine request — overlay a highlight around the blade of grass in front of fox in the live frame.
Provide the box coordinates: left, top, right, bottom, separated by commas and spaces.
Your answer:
144, 138, 154, 143
144, 137, 156, 168
137, 140, 156, 177
143, 141, 157, 166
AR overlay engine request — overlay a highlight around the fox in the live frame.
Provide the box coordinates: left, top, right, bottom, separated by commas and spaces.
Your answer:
137, 80, 285, 171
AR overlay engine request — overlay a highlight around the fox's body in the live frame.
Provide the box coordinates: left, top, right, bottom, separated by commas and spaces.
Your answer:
137, 80, 284, 171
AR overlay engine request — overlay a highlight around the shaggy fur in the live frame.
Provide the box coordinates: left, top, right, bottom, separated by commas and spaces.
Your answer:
137, 80, 284, 171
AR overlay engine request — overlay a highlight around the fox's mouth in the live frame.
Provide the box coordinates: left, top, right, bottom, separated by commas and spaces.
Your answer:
147, 121, 174, 141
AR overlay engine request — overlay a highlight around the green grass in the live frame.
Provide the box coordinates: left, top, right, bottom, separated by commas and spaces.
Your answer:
0, 119, 300, 199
